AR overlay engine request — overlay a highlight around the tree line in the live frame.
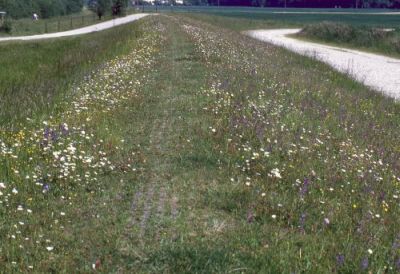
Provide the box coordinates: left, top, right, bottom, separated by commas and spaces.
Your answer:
87, 0, 127, 20
0, 0, 83, 19
187, 0, 400, 8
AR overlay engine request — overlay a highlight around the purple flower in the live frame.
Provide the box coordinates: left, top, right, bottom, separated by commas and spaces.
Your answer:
51, 131, 58, 142
299, 213, 306, 231
300, 178, 310, 197
42, 184, 50, 192
60, 123, 69, 136
395, 257, 400, 270
336, 254, 345, 267
360, 257, 368, 270
43, 127, 51, 139
379, 191, 386, 202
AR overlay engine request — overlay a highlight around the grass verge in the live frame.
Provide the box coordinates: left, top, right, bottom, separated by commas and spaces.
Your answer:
0, 17, 145, 129
295, 22, 400, 58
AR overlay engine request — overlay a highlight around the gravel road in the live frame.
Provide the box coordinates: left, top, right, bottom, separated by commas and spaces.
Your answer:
246, 29, 400, 100
0, 13, 150, 42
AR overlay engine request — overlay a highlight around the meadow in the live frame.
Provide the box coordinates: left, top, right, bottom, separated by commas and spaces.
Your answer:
296, 22, 400, 58
0, 10, 400, 273
163, 6, 400, 57
156, 6, 400, 29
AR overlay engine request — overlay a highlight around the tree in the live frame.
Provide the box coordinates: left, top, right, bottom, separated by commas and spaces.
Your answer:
112, 0, 126, 16
89, 0, 111, 19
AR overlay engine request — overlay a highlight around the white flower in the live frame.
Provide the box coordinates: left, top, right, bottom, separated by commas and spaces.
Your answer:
46, 246, 54, 251
270, 168, 282, 179
367, 249, 373, 254
12, 188, 18, 194
271, 214, 277, 219
53, 151, 61, 159
0, 182, 6, 189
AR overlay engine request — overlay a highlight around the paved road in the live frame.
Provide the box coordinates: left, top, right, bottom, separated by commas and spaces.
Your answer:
0, 13, 151, 42
246, 29, 400, 100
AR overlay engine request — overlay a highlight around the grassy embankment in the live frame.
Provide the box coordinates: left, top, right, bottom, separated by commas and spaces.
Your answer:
0, 16, 145, 128
1, 13, 400, 272
181, 10, 400, 57
295, 22, 400, 58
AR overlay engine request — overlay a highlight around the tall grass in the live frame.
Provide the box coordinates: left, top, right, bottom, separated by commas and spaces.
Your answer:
297, 22, 400, 57
0, 17, 162, 272
0, 20, 143, 129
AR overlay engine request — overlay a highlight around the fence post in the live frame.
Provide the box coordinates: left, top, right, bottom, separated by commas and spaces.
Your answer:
44, 21, 48, 33
70, 17, 73, 29
57, 18, 60, 31
82, 16, 84, 25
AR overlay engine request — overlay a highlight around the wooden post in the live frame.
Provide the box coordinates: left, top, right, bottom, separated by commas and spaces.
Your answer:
57, 18, 60, 31
70, 17, 73, 29
44, 22, 48, 33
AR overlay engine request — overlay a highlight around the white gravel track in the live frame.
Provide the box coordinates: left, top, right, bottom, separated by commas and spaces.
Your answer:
0, 13, 150, 42
246, 29, 400, 100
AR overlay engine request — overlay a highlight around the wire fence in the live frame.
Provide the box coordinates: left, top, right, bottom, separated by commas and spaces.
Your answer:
6, 8, 143, 35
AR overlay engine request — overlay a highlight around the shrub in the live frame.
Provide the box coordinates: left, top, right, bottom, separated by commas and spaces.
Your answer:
0, 18, 12, 33
298, 22, 400, 56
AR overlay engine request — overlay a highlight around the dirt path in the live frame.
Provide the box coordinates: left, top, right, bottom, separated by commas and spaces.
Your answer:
0, 13, 151, 42
246, 29, 400, 100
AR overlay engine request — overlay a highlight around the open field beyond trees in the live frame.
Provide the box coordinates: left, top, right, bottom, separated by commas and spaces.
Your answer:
154, 6, 400, 29
1, 12, 400, 273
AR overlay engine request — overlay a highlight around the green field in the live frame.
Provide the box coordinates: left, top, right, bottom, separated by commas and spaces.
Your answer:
1, 11, 400, 273
154, 6, 400, 28
159, 6, 400, 57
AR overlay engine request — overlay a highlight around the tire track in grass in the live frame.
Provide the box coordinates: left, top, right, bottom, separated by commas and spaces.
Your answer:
128, 187, 143, 228
139, 184, 155, 238
128, 114, 180, 243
